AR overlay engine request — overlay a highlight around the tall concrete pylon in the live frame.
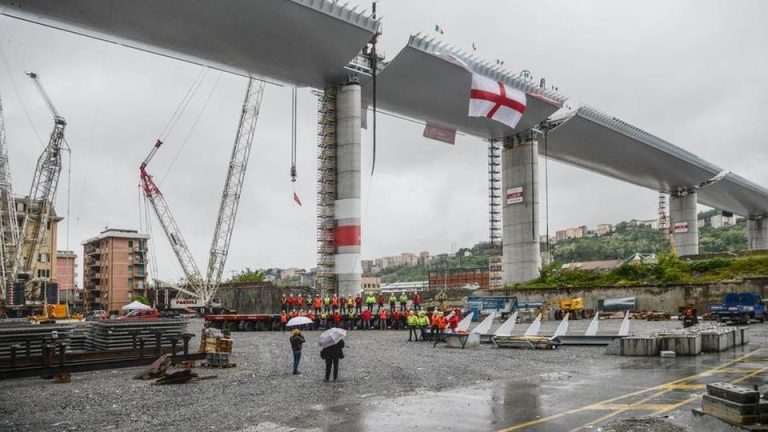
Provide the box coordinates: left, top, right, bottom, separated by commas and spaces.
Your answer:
748, 217, 768, 250
502, 132, 540, 284
669, 191, 699, 256
334, 82, 362, 297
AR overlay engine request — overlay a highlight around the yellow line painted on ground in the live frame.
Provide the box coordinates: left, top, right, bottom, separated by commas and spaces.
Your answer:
587, 403, 678, 411
659, 384, 706, 390
498, 348, 763, 432
567, 388, 676, 432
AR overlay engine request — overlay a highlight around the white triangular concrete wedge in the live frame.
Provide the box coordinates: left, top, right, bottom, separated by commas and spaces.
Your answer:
618, 311, 630, 336
471, 312, 496, 334
552, 313, 570, 339
585, 311, 600, 336
523, 313, 542, 337
457, 312, 474, 331
494, 311, 518, 336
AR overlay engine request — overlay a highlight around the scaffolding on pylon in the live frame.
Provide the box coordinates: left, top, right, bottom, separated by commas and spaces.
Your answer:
488, 139, 503, 290
316, 87, 337, 293
488, 139, 502, 249
658, 192, 669, 232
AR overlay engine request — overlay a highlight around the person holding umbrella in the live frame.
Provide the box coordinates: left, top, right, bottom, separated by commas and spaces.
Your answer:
319, 328, 346, 382
289, 329, 305, 375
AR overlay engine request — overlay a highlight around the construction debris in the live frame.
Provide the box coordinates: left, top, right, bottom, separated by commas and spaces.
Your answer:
152, 369, 217, 385
134, 354, 171, 380
630, 310, 671, 321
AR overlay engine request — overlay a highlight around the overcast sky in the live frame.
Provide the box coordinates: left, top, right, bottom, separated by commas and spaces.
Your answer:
0, 0, 766, 284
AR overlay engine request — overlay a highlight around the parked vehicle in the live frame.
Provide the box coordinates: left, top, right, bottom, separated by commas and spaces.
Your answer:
85, 310, 108, 321
708, 293, 766, 324
117, 309, 160, 320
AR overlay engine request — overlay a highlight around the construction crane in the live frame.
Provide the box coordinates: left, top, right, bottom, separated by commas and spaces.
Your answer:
140, 77, 265, 308
0, 91, 20, 302
11, 72, 66, 304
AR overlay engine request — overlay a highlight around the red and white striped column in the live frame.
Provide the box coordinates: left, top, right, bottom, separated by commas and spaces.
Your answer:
334, 82, 362, 297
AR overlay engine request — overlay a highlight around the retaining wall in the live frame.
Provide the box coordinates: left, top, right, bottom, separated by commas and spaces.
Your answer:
494, 277, 768, 314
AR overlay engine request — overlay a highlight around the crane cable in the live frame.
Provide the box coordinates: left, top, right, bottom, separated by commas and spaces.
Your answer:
159, 70, 223, 185
290, 87, 297, 183
157, 67, 208, 142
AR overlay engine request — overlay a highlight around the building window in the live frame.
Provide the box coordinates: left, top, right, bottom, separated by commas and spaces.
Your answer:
15, 202, 25, 212
128, 240, 134, 248
37, 269, 51, 278
128, 278, 133, 285
39, 253, 49, 263
128, 265, 133, 273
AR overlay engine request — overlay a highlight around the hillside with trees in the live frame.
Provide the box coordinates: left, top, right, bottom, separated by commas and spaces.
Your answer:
373, 212, 750, 283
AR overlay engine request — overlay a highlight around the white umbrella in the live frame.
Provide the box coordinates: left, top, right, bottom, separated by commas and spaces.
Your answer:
318, 328, 346, 349
122, 301, 152, 311
286, 316, 313, 327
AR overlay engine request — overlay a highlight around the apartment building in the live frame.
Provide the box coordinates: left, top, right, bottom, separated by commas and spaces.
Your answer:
55, 250, 77, 301
6, 198, 61, 304
82, 229, 149, 313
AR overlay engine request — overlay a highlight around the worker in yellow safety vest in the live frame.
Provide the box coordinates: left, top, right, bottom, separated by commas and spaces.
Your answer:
389, 293, 397, 311
398, 292, 408, 312
418, 311, 429, 340
406, 310, 419, 341
323, 295, 331, 312
365, 293, 376, 312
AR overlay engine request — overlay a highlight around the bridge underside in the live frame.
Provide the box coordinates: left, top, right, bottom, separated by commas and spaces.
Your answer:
361, 34, 566, 138
0, 0, 378, 88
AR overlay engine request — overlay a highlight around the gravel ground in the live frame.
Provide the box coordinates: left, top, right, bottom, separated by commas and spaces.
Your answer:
0, 317, 760, 431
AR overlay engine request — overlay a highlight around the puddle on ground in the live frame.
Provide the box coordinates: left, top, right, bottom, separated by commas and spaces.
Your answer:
331, 381, 546, 431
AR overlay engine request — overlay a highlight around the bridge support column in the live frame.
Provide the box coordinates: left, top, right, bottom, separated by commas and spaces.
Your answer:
748, 218, 768, 250
502, 133, 540, 284
670, 192, 699, 256
334, 82, 362, 297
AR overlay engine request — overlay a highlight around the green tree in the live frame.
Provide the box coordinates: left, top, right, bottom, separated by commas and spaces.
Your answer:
228, 268, 265, 283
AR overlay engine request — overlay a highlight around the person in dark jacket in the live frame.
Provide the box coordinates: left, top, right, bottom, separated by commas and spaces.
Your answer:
289, 329, 305, 375
320, 340, 345, 382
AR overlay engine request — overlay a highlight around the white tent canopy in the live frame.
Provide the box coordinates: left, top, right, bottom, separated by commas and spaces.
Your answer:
122, 301, 152, 311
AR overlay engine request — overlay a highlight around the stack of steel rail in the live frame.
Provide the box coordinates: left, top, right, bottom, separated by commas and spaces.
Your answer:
0, 319, 200, 380
0, 322, 78, 359
84, 319, 189, 351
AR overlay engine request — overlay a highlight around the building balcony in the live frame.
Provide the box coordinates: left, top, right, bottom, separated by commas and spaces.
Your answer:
86, 248, 101, 255
89, 273, 102, 279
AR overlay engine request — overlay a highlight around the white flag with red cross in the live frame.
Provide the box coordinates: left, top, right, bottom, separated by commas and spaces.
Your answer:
468, 73, 527, 129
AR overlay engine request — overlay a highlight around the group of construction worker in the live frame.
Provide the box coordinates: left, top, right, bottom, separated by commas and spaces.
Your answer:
281, 292, 421, 316
278, 291, 462, 338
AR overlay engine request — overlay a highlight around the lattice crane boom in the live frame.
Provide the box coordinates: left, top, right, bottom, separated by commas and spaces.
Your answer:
205, 78, 264, 299
12, 73, 65, 302
0, 92, 19, 301
139, 140, 204, 293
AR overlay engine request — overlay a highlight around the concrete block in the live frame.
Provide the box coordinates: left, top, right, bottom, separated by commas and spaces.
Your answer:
660, 350, 676, 358
736, 327, 750, 346
620, 337, 660, 356
701, 331, 732, 352
660, 334, 702, 356
703, 394, 768, 418
707, 382, 760, 404
701, 399, 767, 425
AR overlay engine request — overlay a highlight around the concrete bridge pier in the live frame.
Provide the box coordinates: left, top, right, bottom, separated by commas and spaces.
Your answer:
502, 132, 540, 284
670, 191, 699, 256
334, 82, 362, 297
748, 217, 768, 250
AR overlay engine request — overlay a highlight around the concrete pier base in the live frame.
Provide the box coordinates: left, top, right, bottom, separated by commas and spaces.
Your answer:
748, 218, 768, 250
502, 134, 540, 284
670, 192, 699, 256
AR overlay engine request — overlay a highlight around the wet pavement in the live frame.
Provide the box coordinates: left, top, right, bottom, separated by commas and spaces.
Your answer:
3, 318, 767, 432
331, 325, 768, 432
